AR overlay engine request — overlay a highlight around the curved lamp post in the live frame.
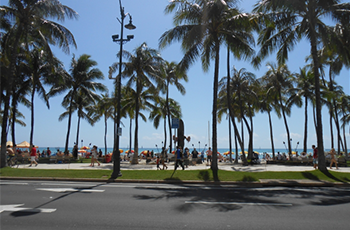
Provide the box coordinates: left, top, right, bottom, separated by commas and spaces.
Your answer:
110, 0, 136, 179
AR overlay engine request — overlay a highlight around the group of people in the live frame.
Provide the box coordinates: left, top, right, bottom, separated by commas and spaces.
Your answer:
6, 144, 40, 167
172, 146, 212, 171
312, 145, 339, 170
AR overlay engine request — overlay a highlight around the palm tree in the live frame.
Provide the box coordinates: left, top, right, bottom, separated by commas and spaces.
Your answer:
253, 0, 350, 171
0, 0, 77, 167
257, 78, 282, 160
294, 67, 315, 153
89, 92, 115, 156
159, 0, 255, 175
60, 91, 100, 150
149, 97, 182, 149
119, 42, 162, 163
157, 61, 188, 153
49, 54, 106, 154
261, 63, 295, 160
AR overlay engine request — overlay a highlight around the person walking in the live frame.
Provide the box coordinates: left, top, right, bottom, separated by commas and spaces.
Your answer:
156, 156, 161, 170
72, 145, 78, 160
47, 147, 51, 157
191, 148, 198, 165
161, 147, 168, 170
329, 148, 339, 169
90, 145, 101, 167
184, 147, 189, 168
29, 144, 38, 167
312, 145, 318, 169
206, 147, 213, 166
174, 146, 185, 171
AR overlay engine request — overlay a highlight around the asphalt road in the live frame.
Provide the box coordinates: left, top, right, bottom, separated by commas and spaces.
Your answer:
1, 180, 349, 230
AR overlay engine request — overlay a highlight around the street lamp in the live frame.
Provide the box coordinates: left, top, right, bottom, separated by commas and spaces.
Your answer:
110, 0, 136, 179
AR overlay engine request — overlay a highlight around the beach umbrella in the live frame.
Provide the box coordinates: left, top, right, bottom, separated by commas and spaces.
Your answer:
6, 141, 13, 147
223, 151, 234, 155
119, 149, 124, 153
239, 151, 248, 155
17, 141, 35, 148
78, 149, 87, 153
81, 146, 90, 150
125, 150, 134, 154
141, 150, 148, 155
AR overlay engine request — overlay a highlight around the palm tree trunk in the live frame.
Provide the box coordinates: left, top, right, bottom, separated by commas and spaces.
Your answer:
268, 110, 275, 160
11, 94, 18, 148
105, 115, 108, 156
1, 93, 10, 168
129, 117, 132, 154
228, 116, 232, 163
303, 97, 308, 153
234, 120, 239, 164
65, 94, 74, 154
30, 84, 35, 146
163, 115, 167, 152
211, 41, 219, 179
330, 111, 334, 149
76, 115, 81, 149
343, 125, 348, 157
310, 26, 326, 171
166, 84, 172, 154
226, 47, 232, 163
280, 95, 292, 159
132, 80, 141, 164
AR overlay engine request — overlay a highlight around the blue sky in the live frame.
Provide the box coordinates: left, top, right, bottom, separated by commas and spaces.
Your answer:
10, 0, 350, 150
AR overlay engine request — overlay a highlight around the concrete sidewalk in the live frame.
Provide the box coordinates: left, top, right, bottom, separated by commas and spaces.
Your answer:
16, 160, 350, 173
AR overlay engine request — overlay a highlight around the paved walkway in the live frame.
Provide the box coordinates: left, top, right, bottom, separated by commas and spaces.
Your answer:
16, 160, 350, 173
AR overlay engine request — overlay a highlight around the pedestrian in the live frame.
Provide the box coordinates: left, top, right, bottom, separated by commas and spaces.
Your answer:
161, 147, 168, 170
329, 148, 338, 169
192, 148, 198, 165
312, 145, 318, 169
7, 145, 16, 165
89, 145, 101, 167
201, 150, 205, 163
47, 147, 51, 157
156, 156, 161, 170
174, 146, 185, 171
206, 147, 212, 166
29, 144, 38, 167
184, 147, 189, 168
72, 145, 78, 160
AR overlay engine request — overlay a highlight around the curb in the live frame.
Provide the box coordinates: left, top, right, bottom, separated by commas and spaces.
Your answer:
1, 177, 349, 187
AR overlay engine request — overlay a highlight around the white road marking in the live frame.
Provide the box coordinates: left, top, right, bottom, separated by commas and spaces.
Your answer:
185, 201, 293, 206
0, 204, 56, 213
0, 182, 28, 185
37, 188, 105, 193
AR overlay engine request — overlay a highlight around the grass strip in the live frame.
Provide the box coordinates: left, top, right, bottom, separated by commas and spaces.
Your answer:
1, 167, 350, 183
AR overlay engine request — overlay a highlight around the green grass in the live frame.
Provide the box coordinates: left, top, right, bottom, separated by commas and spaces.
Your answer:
1, 167, 350, 183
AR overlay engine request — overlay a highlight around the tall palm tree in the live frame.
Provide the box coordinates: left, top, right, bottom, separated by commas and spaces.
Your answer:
149, 97, 182, 148
0, 0, 78, 167
253, 0, 350, 171
261, 63, 295, 159
294, 67, 315, 153
159, 0, 255, 175
120, 42, 162, 164
157, 61, 188, 153
49, 54, 105, 154
89, 92, 115, 156
60, 91, 100, 150
257, 78, 282, 160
